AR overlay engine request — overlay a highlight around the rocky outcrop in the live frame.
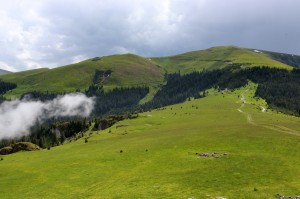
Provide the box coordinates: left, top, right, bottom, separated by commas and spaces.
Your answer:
0, 142, 40, 155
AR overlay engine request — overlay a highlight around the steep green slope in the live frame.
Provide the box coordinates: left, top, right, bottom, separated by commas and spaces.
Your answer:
0, 54, 164, 98
262, 50, 300, 68
152, 46, 293, 74
1, 84, 300, 198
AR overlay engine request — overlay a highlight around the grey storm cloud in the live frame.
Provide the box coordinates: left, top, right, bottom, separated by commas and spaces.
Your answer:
0, 0, 299, 71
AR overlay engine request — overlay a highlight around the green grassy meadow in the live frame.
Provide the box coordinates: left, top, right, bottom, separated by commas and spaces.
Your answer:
1, 84, 300, 198
152, 46, 292, 74
0, 54, 164, 98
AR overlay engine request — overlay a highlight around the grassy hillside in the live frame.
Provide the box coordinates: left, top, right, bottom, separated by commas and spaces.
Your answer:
0, 54, 164, 98
0, 46, 297, 99
152, 46, 293, 74
262, 50, 300, 68
1, 83, 300, 198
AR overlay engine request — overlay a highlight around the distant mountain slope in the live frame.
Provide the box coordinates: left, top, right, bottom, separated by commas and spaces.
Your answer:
0, 69, 12, 76
0, 54, 164, 98
151, 46, 293, 74
0, 46, 297, 98
262, 50, 300, 68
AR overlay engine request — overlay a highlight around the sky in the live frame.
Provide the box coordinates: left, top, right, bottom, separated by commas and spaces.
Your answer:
0, 0, 299, 72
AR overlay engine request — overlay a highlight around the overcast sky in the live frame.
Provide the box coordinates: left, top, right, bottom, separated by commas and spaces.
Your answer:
0, 0, 299, 71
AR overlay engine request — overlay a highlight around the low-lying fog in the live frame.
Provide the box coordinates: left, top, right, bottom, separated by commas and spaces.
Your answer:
0, 93, 95, 140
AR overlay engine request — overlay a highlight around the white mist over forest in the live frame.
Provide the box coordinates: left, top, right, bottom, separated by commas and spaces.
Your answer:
0, 93, 95, 140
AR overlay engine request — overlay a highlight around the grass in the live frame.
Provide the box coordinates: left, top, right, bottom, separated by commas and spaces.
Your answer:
152, 46, 293, 74
262, 50, 300, 68
0, 54, 164, 98
139, 85, 163, 105
1, 84, 300, 198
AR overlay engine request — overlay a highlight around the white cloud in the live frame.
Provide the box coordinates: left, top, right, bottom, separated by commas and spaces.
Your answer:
0, 62, 17, 72
0, 93, 95, 140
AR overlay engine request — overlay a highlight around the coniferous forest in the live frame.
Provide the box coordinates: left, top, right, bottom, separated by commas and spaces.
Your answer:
145, 66, 300, 116
1, 66, 300, 149
0, 80, 16, 95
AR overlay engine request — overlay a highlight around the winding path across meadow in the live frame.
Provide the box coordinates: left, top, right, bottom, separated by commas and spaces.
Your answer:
237, 90, 300, 136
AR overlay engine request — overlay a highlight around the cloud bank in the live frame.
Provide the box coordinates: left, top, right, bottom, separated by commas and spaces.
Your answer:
0, 93, 95, 140
0, 0, 300, 71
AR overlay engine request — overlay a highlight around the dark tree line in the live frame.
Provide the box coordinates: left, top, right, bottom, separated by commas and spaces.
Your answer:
86, 69, 149, 115
0, 119, 88, 149
19, 85, 149, 116
143, 66, 300, 116
0, 115, 127, 149
142, 65, 246, 109
143, 71, 220, 109
86, 85, 149, 116
245, 68, 300, 115
20, 91, 61, 101
0, 80, 17, 95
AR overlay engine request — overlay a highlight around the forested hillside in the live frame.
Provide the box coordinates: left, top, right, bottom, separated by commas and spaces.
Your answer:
1, 46, 300, 151
143, 66, 300, 116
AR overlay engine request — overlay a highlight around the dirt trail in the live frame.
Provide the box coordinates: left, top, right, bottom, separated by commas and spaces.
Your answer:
237, 90, 300, 136
237, 89, 255, 124
241, 89, 248, 104
260, 106, 266, 112
264, 124, 300, 136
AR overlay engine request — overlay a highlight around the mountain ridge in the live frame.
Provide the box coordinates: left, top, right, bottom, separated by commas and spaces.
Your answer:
0, 46, 298, 98
151, 46, 293, 74
0, 54, 164, 98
